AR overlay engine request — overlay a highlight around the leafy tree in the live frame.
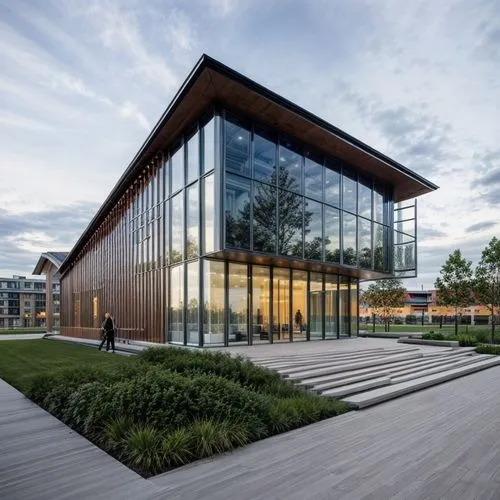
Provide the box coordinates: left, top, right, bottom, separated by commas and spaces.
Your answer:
474, 237, 500, 343
362, 279, 406, 332
434, 249, 474, 336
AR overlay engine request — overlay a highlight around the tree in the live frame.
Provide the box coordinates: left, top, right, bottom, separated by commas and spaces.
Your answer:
362, 279, 406, 332
474, 237, 500, 343
434, 249, 474, 336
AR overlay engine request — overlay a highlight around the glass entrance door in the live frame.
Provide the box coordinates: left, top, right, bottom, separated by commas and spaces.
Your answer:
325, 289, 338, 339
309, 290, 323, 340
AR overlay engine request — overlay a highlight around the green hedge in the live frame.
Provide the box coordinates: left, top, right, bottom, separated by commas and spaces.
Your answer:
25, 348, 349, 476
476, 344, 500, 355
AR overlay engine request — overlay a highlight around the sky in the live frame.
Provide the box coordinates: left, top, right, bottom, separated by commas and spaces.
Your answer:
0, 0, 499, 288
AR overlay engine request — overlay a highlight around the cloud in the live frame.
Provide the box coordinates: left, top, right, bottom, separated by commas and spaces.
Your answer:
167, 9, 196, 52
419, 227, 448, 240
0, 202, 99, 277
476, 168, 500, 186
466, 221, 497, 233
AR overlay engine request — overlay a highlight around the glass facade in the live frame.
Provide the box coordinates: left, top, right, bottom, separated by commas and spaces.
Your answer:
128, 107, 400, 347
222, 114, 392, 271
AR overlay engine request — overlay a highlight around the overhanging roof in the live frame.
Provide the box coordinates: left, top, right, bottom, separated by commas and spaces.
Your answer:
33, 252, 69, 275
59, 54, 438, 275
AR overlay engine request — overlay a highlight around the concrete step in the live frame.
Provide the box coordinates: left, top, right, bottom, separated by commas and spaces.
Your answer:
295, 355, 454, 387
308, 354, 474, 392
390, 355, 492, 384
342, 356, 500, 409
422, 347, 476, 358
257, 349, 401, 369
398, 338, 459, 347
285, 352, 422, 381
271, 349, 419, 373
248, 348, 384, 363
321, 376, 392, 398
312, 371, 391, 393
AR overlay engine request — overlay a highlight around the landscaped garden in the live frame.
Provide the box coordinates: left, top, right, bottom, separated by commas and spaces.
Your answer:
0, 327, 47, 335
0, 340, 349, 477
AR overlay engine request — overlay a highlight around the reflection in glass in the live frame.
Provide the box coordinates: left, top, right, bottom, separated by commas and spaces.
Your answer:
273, 268, 290, 342
171, 192, 184, 263
343, 212, 357, 265
325, 274, 338, 339
169, 264, 184, 343
228, 263, 248, 344
254, 133, 276, 183
374, 185, 384, 223
374, 223, 385, 272
343, 173, 357, 214
187, 131, 199, 184
350, 280, 358, 336
163, 153, 170, 197
359, 217, 372, 269
325, 162, 340, 207
186, 262, 199, 345
225, 119, 250, 176
358, 179, 372, 219
171, 144, 184, 193
253, 181, 276, 253
203, 174, 215, 254
278, 189, 303, 258
304, 156, 323, 201
292, 270, 307, 340
304, 199, 322, 260
252, 266, 270, 343
310, 273, 323, 340
225, 174, 251, 249
203, 260, 224, 345
339, 278, 350, 336
187, 183, 199, 259
394, 241, 415, 270
202, 118, 215, 174
325, 206, 340, 263
279, 142, 302, 193
163, 201, 169, 266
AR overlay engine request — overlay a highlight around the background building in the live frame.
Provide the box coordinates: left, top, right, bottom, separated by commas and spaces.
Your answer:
360, 288, 495, 325
58, 55, 437, 346
0, 275, 51, 329
32, 252, 67, 332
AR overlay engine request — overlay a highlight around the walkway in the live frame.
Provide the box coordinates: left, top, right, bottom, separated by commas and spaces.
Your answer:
152, 366, 500, 499
3, 339, 500, 499
0, 379, 161, 500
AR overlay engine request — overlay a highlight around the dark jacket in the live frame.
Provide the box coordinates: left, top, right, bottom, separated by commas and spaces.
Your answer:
102, 317, 114, 336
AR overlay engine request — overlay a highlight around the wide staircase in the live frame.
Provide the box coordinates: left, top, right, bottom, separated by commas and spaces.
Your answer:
249, 346, 500, 409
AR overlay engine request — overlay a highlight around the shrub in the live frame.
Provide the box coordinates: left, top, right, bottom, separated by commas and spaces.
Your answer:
124, 425, 164, 476
103, 416, 135, 456
422, 332, 445, 340
473, 330, 491, 344
476, 344, 500, 355
190, 419, 247, 458
456, 334, 477, 347
162, 428, 193, 468
138, 347, 296, 396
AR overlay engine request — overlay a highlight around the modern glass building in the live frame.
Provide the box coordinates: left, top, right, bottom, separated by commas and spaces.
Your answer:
58, 55, 438, 346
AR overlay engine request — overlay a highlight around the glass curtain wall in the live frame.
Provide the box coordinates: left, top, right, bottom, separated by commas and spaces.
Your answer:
292, 270, 307, 341
228, 263, 248, 344
186, 262, 199, 345
222, 113, 393, 274
203, 260, 224, 345
252, 266, 270, 344
273, 268, 290, 342
169, 264, 184, 343
325, 274, 338, 339
310, 272, 323, 340
339, 277, 350, 337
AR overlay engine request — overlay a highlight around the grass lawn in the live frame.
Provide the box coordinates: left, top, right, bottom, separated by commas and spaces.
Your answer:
0, 340, 128, 393
0, 328, 47, 335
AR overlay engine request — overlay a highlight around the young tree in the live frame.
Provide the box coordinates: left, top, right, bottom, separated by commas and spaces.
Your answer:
434, 249, 474, 336
362, 279, 406, 332
474, 237, 500, 343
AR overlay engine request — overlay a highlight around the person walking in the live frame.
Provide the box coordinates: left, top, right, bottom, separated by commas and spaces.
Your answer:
98, 312, 116, 353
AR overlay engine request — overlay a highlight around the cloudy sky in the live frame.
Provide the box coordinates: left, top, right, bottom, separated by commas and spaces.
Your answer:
1, 0, 499, 288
